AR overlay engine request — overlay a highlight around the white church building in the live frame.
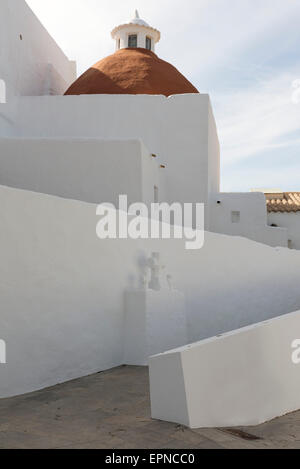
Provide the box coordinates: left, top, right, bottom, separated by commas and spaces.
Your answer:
1, 1, 300, 425
0, 1, 288, 248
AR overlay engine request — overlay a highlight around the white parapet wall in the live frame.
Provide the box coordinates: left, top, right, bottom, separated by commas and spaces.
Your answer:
0, 0, 76, 98
149, 310, 300, 428
268, 211, 300, 250
1, 184, 300, 398
0, 138, 164, 207
210, 192, 288, 248
124, 289, 188, 366
0, 93, 219, 228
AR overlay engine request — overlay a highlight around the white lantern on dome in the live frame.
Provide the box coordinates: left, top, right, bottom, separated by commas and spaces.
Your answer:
111, 10, 161, 53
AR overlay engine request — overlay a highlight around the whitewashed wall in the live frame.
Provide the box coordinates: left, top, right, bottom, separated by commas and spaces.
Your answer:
0, 93, 287, 248
268, 212, 300, 250
0, 0, 76, 99
0, 93, 219, 227
0, 138, 164, 206
1, 185, 300, 397
210, 192, 287, 247
150, 310, 300, 428
0, 185, 138, 398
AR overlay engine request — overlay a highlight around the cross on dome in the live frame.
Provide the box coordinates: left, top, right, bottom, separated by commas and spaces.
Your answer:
130, 10, 149, 27
111, 11, 161, 52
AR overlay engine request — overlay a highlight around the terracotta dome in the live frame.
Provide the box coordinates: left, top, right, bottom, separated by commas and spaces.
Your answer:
64, 48, 199, 97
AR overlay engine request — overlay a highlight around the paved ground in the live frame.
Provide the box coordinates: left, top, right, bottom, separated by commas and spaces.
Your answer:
0, 366, 299, 449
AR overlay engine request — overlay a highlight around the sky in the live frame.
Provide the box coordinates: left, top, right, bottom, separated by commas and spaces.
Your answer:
26, 0, 300, 192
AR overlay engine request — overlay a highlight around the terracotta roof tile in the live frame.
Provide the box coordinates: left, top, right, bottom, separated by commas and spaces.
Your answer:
265, 192, 300, 213
64, 48, 199, 97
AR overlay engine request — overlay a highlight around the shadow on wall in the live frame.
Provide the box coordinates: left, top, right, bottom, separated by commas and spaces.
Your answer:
0, 80, 6, 103
64, 68, 129, 96
63, 51, 199, 97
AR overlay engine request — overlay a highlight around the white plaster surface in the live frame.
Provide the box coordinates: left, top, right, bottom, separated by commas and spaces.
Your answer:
1, 185, 300, 398
210, 192, 287, 247
268, 212, 300, 250
0, 186, 138, 398
0, 94, 219, 225
0, 0, 76, 99
0, 138, 164, 206
0, 92, 287, 247
124, 290, 188, 366
0, 2, 298, 406
149, 310, 300, 428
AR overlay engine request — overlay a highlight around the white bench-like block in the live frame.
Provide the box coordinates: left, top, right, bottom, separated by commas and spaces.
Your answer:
149, 310, 300, 428
124, 289, 188, 366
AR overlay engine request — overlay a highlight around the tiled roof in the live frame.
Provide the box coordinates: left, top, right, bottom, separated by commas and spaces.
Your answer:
65, 48, 199, 97
265, 192, 300, 213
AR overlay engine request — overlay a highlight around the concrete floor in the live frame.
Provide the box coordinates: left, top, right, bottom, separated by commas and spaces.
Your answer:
0, 366, 299, 449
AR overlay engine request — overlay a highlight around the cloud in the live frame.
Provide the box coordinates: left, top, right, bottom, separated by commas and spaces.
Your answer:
222, 159, 300, 192
25, 0, 300, 75
214, 70, 300, 164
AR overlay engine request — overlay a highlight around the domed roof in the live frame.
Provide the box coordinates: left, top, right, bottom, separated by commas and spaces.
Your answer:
64, 48, 199, 97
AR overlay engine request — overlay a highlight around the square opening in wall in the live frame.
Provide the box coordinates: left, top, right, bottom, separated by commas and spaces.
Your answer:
231, 211, 240, 223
